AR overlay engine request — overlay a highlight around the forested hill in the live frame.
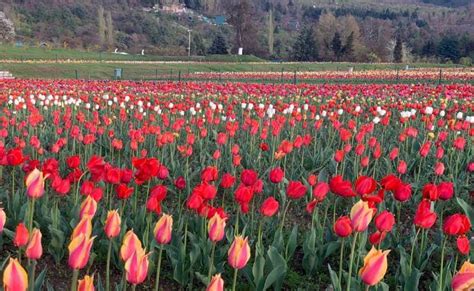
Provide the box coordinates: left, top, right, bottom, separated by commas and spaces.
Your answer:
0, 0, 472, 63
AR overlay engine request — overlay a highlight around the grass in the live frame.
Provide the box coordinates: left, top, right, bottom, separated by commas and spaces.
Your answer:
0, 61, 466, 81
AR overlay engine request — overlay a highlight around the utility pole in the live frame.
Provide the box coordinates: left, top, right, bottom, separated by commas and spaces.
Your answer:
188, 29, 192, 57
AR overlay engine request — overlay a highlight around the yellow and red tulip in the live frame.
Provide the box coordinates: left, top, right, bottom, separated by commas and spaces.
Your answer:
154, 214, 173, 245
77, 274, 95, 291
350, 200, 375, 232
207, 273, 224, 291
120, 230, 142, 261
68, 233, 95, 270
452, 261, 474, 291
208, 213, 226, 243
25, 168, 45, 199
228, 236, 251, 269
71, 215, 93, 239
79, 195, 97, 219
359, 246, 390, 286
25, 228, 43, 260
2, 258, 28, 291
124, 248, 149, 286
104, 210, 121, 239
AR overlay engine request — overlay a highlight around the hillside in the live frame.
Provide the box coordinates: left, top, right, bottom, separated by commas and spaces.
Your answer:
0, 0, 472, 63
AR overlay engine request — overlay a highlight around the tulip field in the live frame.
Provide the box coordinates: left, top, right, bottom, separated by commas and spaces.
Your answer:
0, 77, 473, 291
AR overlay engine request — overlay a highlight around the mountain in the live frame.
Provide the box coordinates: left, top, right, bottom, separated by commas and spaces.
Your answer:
0, 0, 473, 63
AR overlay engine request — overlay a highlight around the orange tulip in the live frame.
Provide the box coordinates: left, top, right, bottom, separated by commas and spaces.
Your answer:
71, 215, 93, 239
452, 261, 474, 291
79, 196, 97, 219
0, 208, 5, 233
104, 210, 121, 239
68, 233, 95, 270
227, 236, 251, 269
120, 230, 142, 261
350, 200, 375, 232
208, 213, 226, 243
2, 258, 28, 291
154, 214, 173, 245
25, 168, 45, 199
207, 273, 224, 291
124, 248, 150, 285
359, 246, 390, 286
77, 274, 95, 291
25, 228, 42, 260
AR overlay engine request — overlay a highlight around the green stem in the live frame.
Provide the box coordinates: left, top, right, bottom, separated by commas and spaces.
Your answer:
409, 228, 421, 271
71, 269, 79, 291
280, 201, 291, 231
28, 198, 36, 232
208, 243, 216, 283
338, 238, 345, 289
232, 268, 238, 291
438, 237, 447, 291
28, 260, 36, 291
346, 232, 359, 291
106, 239, 113, 291
154, 244, 164, 291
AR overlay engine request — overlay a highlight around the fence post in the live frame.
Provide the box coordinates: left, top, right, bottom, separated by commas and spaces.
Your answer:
155, 69, 158, 80
396, 68, 399, 81
293, 70, 297, 85
178, 70, 181, 83
438, 69, 442, 85
281, 68, 284, 83
75, 70, 78, 79
170, 69, 173, 81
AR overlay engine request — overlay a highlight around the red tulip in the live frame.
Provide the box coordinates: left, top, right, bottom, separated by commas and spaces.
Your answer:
438, 182, 454, 201
260, 197, 279, 217
330, 175, 356, 197
414, 200, 437, 229
334, 216, 353, 237
443, 214, 471, 236
422, 183, 439, 201
457, 236, 470, 255
269, 167, 284, 184
355, 176, 377, 195
286, 181, 307, 199
14, 223, 29, 248
375, 211, 395, 232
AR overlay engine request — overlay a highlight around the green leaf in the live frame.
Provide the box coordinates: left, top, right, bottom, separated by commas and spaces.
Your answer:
403, 267, 422, 291
34, 269, 47, 291
252, 253, 266, 291
328, 264, 341, 291
285, 225, 298, 260
263, 265, 286, 291
457, 197, 474, 226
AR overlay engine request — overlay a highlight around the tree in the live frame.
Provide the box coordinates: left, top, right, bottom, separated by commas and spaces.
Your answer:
226, 0, 263, 55
192, 33, 206, 56
105, 10, 114, 48
97, 6, 106, 46
342, 32, 354, 60
393, 36, 403, 63
421, 40, 436, 57
291, 26, 318, 61
331, 32, 343, 61
437, 36, 461, 62
208, 34, 228, 55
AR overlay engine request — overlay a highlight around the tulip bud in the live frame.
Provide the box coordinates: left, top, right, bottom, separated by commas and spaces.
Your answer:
25, 228, 42, 260
350, 200, 374, 232
2, 258, 28, 291
207, 273, 224, 291
14, 223, 29, 248
77, 275, 95, 291
120, 230, 143, 262
80, 195, 97, 219
359, 247, 390, 286
124, 248, 149, 286
104, 210, 121, 239
154, 214, 173, 245
68, 234, 95, 270
227, 236, 251, 269
0, 208, 6, 233
25, 168, 45, 199
208, 213, 226, 243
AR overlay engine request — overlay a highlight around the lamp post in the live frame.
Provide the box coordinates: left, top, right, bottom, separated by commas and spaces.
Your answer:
188, 29, 192, 57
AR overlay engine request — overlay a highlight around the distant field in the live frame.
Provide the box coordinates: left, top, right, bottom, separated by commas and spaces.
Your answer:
0, 45, 264, 62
